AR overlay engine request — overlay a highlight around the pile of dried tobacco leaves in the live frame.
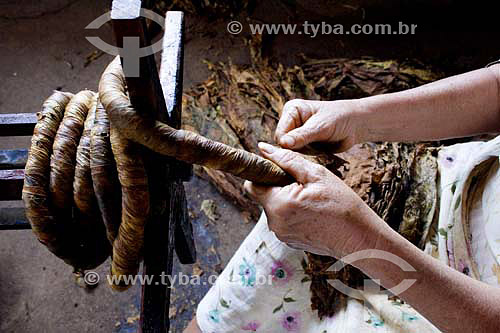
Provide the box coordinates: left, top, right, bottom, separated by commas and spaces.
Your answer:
154, 0, 251, 16
181, 44, 442, 318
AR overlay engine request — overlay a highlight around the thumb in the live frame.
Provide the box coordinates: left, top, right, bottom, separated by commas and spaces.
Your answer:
244, 180, 279, 205
258, 143, 322, 184
279, 118, 323, 150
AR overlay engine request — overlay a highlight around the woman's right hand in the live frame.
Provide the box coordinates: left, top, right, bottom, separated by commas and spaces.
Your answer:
275, 99, 363, 153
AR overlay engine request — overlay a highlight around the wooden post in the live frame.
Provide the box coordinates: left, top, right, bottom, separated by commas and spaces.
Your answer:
111, 1, 194, 332
160, 11, 196, 265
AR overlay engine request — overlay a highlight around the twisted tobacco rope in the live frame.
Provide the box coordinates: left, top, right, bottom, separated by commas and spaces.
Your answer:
99, 57, 293, 186
23, 56, 293, 290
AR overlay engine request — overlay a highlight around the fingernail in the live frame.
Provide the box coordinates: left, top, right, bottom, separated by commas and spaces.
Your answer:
243, 180, 252, 193
280, 135, 295, 147
258, 142, 276, 154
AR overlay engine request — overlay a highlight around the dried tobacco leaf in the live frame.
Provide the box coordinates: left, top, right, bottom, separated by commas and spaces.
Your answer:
154, 0, 251, 16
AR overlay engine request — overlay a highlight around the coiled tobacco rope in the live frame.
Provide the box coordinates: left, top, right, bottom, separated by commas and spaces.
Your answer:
22, 56, 292, 290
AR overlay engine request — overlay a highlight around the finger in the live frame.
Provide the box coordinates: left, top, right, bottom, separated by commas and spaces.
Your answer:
244, 180, 280, 205
258, 142, 321, 184
281, 116, 327, 149
285, 242, 305, 251
275, 100, 315, 146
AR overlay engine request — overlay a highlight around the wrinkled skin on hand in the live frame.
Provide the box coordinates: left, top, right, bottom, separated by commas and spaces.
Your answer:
275, 99, 362, 153
245, 142, 386, 258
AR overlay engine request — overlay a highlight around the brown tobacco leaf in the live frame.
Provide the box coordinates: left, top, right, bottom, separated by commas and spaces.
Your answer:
301, 57, 442, 100
154, 0, 251, 16
74, 94, 99, 217
23, 91, 74, 260
306, 142, 436, 319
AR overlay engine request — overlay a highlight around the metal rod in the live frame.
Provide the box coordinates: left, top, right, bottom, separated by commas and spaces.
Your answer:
0, 113, 37, 136
0, 207, 29, 230
0, 169, 24, 201
0, 149, 29, 170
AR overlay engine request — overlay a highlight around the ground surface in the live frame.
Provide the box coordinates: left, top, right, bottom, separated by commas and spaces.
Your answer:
0, 0, 498, 332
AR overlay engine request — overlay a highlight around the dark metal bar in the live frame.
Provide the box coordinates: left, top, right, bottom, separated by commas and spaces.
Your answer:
0, 207, 30, 230
0, 169, 24, 201
0, 149, 29, 170
0, 113, 37, 136
0, 156, 31, 230
111, 2, 192, 332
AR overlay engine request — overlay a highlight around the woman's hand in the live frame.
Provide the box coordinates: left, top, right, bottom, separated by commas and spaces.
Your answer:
245, 143, 500, 333
275, 99, 363, 153
244, 142, 387, 258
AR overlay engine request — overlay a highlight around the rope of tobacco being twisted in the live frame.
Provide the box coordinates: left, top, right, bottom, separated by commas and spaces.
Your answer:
23, 56, 293, 290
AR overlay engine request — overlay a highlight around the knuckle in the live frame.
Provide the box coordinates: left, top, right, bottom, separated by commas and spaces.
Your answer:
283, 99, 318, 119
312, 118, 329, 135
293, 128, 312, 145
283, 100, 306, 121
277, 149, 297, 165
313, 163, 327, 174
284, 99, 304, 111
307, 162, 326, 175
296, 190, 310, 202
281, 150, 295, 163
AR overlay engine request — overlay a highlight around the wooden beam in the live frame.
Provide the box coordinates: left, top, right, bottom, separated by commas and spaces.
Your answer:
111, 2, 193, 332
159, 11, 195, 265
160, 11, 183, 128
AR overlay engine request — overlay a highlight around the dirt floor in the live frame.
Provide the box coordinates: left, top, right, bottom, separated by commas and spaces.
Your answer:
0, 0, 498, 332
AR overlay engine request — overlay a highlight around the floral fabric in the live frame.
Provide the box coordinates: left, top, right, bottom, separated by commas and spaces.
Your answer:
197, 137, 500, 332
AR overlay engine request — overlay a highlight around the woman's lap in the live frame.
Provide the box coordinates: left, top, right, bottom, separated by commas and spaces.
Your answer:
196, 214, 437, 332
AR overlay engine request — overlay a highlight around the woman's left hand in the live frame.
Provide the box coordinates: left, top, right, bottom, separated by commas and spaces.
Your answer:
244, 142, 387, 258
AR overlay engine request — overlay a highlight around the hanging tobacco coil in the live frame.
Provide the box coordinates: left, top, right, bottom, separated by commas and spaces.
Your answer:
23, 91, 111, 272
23, 56, 298, 290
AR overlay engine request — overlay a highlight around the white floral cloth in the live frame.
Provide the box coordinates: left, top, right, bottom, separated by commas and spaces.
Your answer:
196, 136, 500, 332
